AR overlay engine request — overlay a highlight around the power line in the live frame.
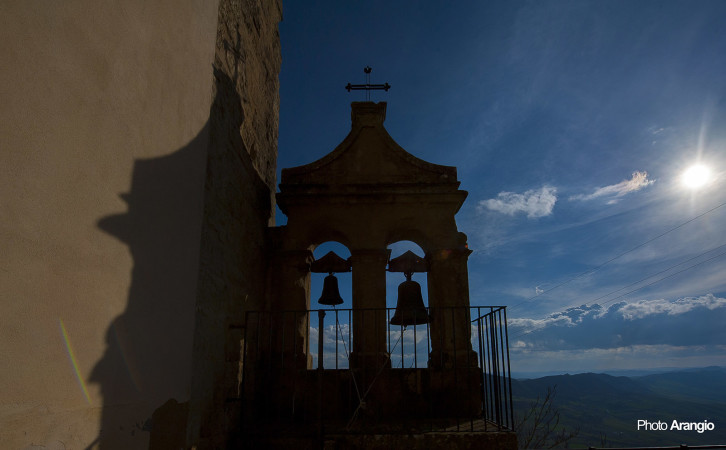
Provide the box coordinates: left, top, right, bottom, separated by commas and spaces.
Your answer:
509, 199, 726, 311
583, 242, 726, 305
511, 247, 726, 339
509, 245, 726, 340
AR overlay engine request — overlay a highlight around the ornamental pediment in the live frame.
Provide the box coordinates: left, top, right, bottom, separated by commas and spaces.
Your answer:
279, 102, 459, 190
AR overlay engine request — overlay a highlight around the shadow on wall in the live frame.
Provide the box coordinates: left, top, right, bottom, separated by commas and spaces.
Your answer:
92, 66, 266, 449
92, 120, 208, 448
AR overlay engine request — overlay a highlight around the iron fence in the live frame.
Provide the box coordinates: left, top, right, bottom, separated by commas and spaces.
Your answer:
239, 305, 513, 435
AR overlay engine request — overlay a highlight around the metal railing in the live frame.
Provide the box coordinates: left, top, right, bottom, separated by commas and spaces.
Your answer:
239, 305, 513, 435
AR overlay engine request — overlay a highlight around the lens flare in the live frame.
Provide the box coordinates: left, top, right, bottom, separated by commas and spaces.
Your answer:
60, 318, 91, 404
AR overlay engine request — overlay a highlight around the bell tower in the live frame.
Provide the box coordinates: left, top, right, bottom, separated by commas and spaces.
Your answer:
238, 102, 516, 448
274, 101, 475, 368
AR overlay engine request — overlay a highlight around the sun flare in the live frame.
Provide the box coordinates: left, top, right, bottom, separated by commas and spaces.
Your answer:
681, 164, 711, 189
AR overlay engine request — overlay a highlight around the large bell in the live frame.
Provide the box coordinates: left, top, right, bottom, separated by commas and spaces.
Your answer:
390, 277, 430, 326
318, 273, 344, 306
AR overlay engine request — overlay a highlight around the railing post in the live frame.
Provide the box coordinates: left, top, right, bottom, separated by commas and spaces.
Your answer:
318, 310, 325, 370
317, 309, 325, 438
503, 307, 514, 430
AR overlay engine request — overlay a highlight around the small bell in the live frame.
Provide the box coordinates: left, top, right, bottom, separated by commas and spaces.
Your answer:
318, 273, 344, 306
390, 273, 430, 326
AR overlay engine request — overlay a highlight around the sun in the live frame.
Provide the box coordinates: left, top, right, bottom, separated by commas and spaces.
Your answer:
681, 164, 711, 189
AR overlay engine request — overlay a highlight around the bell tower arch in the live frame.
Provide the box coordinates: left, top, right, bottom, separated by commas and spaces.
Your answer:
272, 101, 475, 369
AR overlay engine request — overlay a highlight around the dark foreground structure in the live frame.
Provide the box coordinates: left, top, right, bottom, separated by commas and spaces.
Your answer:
230, 102, 517, 449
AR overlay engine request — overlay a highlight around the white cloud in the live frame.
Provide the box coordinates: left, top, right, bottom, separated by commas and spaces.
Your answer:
508, 295, 726, 351
478, 186, 557, 218
617, 294, 726, 320
509, 314, 573, 330
510, 303, 605, 332
512, 295, 726, 332
570, 171, 655, 204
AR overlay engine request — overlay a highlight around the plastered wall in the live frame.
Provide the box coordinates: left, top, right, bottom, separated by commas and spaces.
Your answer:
0, 1, 281, 448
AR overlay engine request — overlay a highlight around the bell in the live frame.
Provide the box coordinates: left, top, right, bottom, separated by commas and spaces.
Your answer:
390, 276, 430, 326
318, 273, 344, 306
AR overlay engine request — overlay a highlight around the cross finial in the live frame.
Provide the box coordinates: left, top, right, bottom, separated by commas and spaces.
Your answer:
346, 67, 390, 101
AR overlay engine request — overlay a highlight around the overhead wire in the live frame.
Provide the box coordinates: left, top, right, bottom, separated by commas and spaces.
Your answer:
508, 199, 726, 312
574, 242, 726, 306
509, 244, 726, 340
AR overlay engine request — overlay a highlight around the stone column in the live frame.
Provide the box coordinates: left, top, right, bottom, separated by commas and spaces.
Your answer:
270, 249, 313, 310
349, 248, 391, 369
427, 247, 476, 369
267, 249, 313, 367
242, 249, 312, 426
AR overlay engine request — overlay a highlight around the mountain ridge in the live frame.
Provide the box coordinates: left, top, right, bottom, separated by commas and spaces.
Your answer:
511, 367, 726, 448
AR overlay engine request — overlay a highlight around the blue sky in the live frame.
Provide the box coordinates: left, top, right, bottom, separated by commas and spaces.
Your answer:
276, 1, 726, 375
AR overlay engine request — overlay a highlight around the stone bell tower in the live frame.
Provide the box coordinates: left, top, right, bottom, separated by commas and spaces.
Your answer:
238, 101, 516, 449
273, 101, 475, 368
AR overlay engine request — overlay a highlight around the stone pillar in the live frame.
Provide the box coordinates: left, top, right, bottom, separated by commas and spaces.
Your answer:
427, 247, 476, 369
242, 249, 312, 427
349, 249, 391, 369
270, 249, 313, 311
267, 249, 313, 366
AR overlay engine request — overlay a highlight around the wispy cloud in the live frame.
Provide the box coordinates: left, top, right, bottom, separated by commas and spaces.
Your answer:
618, 294, 726, 320
509, 294, 726, 351
478, 186, 557, 218
570, 171, 655, 204
510, 303, 605, 330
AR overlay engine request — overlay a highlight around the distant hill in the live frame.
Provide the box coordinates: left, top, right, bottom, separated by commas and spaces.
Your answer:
511, 367, 726, 448
636, 366, 726, 404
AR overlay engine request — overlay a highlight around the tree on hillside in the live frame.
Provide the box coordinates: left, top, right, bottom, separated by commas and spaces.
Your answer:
514, 385, 579, 449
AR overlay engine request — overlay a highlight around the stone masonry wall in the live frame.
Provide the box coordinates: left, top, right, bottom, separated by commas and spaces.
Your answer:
186, 0, 282, 448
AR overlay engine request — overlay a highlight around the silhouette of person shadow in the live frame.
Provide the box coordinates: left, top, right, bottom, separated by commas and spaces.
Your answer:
92, 118, 208, 448
91, 66, 221, 449
92, 60, 272, 448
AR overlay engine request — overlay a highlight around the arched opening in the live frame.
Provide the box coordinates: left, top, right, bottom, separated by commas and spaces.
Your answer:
386, 240, 430, 369
309, 241, 352, 369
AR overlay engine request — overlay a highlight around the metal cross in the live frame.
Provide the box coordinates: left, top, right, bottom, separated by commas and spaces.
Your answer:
346, 66, 390, 101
